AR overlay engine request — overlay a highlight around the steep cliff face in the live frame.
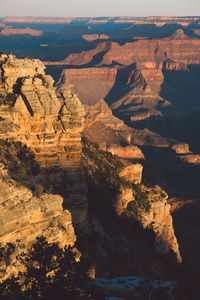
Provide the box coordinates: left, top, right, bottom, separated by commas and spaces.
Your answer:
136, 190, 182, 263
0, 163, 76, 278
45, 38, 200, 67
0, 54, 87, 225
120, 168, 181, 263
46, 35, 200, 128
83, 138, 181, 264
56, 67, 117, 105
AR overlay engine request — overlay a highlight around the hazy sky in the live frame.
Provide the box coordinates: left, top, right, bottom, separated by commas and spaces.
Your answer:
1, 0, 200, 17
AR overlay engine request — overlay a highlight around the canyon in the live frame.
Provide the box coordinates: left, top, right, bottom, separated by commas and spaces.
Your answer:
0, 54, 182, 287
0, 16, 200, 298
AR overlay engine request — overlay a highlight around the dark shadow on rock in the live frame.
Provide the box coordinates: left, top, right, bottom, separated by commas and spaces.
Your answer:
140, 145, 200, 197
104, 64, 138, 106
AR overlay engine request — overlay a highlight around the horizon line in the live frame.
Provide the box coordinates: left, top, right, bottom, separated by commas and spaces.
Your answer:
1, 15, 200, 18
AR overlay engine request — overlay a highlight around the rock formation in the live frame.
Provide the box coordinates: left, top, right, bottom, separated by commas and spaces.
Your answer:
45, 37, 200, 67
119, 169, 182, 262
114, 164, 143, 215
137, 189, 182, 263
0, 163, 76, 279
0, 53, 98, 283
171, 143, 190, 154
108, 144, 144, 160
56, 68, 117, 105
119, 164, 143, 185
82, 99, 145, 159
0, 55, 180, 267
46, 34, 200, 120
0, 27, 43, 36
0, 53, 89, 278
82, 34, 109, 42
46, 32, 200, 163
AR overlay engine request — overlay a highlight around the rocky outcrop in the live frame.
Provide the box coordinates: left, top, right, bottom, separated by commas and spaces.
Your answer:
108, 144, 144, 160
170, 143, 200, 165
171, 143, 190, 154
119, 164, 143, 184
170, 29, 190, 40
82, 34, 109, 42
82, 99, 146, 159
163, 59, 188, 71
133, 186, 182, 263
178, 154, 200, 165
114, 164, 143, 215
0, 54, 87, 225
119, 165, 181, 262
84, 99, 123, 127
0, 163, 76, 279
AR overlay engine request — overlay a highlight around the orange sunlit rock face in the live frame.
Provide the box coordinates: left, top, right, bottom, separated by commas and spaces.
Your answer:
0, 54, 89, 278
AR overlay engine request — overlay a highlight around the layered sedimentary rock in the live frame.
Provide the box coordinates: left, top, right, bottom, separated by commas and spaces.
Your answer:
171, 143, 190, 154
84, 99, 123, 128
46, 36, 200, 67
0, 54, 87, 225
56, 68, 117, 105
114, 164, 143, 215
101, 38, 200, 66
119, 168, 181, 262
138, 191, 182, 263
107, 144, 144, 160
55, 65, 165, 139
46, 34, 200, 150
0, 163, 76, 278
82, 99, 146, 159
46, 34, 200, 124
46, 42, 113, 66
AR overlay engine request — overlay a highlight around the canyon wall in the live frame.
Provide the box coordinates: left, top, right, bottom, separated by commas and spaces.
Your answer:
0, 54, 88, 226
0, 54, 182, 279
139, 193, 182, 263
49, 32, 200, 148
119, 169, 182, 263
56, 67, 117, 105
45, 35, 200, 67
0, 163, 76, 279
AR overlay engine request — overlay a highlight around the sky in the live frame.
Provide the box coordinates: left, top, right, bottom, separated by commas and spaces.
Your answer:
1, 0, 200, 17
